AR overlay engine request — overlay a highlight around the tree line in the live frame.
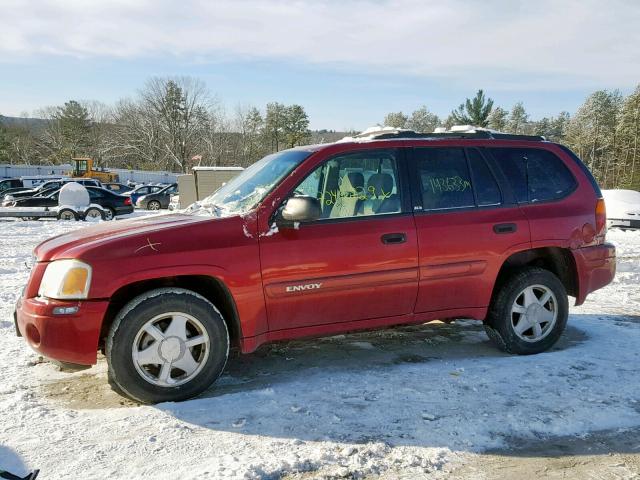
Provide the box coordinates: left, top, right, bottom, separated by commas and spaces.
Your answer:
0, 78, 638, 190
0, 77, 334, 173
383, 87, 640, 190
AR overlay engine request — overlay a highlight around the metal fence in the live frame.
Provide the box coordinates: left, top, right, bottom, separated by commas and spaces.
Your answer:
1, 164, 72, 178
1, 164, 178, 184
109, 168, 178, 184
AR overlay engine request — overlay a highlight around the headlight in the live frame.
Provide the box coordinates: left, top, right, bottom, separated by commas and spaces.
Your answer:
38, 259, 92, 300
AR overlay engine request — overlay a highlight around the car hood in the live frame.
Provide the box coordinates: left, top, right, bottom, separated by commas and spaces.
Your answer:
34, 213, 215, 261
603, 189, 640, 219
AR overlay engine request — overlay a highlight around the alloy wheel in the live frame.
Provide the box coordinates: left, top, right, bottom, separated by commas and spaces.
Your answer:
132, 312, 210, 387
510, 284, 558, 343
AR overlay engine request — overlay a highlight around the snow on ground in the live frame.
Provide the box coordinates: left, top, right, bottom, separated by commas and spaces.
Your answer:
0, 218, 639, 479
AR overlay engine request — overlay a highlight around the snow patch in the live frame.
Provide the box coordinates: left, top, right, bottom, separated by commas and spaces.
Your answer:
0, 222, 639, 478
260, 223, 279, 237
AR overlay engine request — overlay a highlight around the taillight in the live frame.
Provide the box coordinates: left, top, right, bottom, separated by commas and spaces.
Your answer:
595, 198, 606, 238
124, 197, 132, 206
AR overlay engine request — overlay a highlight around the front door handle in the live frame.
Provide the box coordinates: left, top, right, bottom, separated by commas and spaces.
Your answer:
493, 223, 517, 234
381, 232, 407, 244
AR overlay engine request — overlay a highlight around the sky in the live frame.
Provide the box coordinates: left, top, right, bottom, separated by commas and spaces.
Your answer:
0, 0, 638, 130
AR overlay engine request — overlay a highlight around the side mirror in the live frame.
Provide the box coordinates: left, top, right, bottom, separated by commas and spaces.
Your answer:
277, 196, 321, 228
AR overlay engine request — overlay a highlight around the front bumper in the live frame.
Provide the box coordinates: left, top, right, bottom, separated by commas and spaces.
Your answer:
572, 242, 616, 306
15, 296, 109, 365
607, 218, 640, 229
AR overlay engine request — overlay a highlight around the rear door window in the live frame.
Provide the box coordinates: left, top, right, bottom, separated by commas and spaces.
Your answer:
467, 149, 502, 206
488, 148, 577, 203
415, 148, 475, 210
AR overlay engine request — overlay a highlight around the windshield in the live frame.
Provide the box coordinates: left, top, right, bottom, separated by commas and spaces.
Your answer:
186, 150, 312, 216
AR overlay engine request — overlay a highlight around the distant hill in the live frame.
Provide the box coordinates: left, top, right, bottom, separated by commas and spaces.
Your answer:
0, 115, 49, 131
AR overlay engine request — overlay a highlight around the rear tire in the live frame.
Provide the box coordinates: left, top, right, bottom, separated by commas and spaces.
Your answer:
106, 288, 229, 403
484, 267, 568, 355
84, 207, 104, 221
147, 200, 161, 211
103, 207, 115, 221
57, 208, 78, 221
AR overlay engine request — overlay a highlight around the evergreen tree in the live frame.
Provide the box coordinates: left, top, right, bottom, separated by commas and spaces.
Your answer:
487, 106, 508, 131
242, 106, 264, 165
531, 112, 569, 141
551, 112, 570, 141
507, 102, 529, 134
264, 102, 287, 152
52, 100, 92, 158
566, 90, 622, 187
383, 111, 408, 128
407, 106, 440, 132
450, 90, 494, 127
0, 119, 10, 163
284, 105, 310, 148
443, 114, 456, 129
616, 85, 640, 189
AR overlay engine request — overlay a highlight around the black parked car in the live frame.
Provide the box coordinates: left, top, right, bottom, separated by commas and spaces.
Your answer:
3, 178, 102, 202
10, 189, 60, 208
13, 186, 133, 220
136, 183, 178, 210
0, 178, 24, 195
85, 187, 134, 219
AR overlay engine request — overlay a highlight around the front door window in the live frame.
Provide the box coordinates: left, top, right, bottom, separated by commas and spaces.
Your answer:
294, 149, 403, 219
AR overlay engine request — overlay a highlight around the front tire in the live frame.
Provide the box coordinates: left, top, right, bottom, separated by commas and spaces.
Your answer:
484, 267, 568, 355
106, 288, 229, 403
147, 200, 161, 211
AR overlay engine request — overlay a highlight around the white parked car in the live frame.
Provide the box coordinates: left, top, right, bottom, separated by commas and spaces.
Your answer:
603, 189, 640, 229
168, 193, 180, 211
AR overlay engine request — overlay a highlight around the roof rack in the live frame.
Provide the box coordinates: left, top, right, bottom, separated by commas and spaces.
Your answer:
342, 126, 546, 142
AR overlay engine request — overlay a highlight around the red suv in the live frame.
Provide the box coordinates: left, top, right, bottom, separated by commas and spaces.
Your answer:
15, 129, 616, 403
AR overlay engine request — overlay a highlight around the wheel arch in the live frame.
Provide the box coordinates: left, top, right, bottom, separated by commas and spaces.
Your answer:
492, 247, 578, 304
100, 275, 242, 351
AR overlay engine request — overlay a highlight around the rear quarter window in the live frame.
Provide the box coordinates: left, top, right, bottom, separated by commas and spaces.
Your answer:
555, 144, 602, 197
488, 148, 577, 203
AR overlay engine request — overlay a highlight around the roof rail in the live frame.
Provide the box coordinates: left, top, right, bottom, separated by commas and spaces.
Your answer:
341, 125, 546, 142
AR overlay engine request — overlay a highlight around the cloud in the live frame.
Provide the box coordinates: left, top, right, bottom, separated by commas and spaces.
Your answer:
1, 0, 638, 89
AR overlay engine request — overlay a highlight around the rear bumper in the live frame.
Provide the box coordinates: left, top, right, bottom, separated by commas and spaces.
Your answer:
15, 297, 108, 365
116, 205, 134, 215
573, 242, 616, 306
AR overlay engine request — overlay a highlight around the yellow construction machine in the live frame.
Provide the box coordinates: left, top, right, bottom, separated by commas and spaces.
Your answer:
71, 158, 119, 182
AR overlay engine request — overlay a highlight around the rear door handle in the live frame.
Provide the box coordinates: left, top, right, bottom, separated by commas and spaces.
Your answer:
493, 223, 517, 234
381, 232, 407, 244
